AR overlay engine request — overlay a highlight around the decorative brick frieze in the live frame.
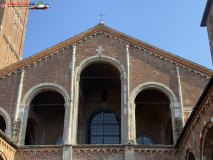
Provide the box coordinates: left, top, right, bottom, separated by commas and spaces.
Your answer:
0, 25, 212, 79
3, 34, 19, 60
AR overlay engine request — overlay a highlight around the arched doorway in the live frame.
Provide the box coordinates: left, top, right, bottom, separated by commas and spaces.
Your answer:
25, 91, 65, 145
77, 62, 121, 144
135, 89, 173, 145
0, 115, 6, 133
203, 127, 213, 159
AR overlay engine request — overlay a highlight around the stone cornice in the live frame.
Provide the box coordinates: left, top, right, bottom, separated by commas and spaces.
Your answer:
0, 24, 212, 78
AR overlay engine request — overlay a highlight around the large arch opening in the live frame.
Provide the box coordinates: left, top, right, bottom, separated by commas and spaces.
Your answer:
135, 89, 173, 145
77, 62, 121, 144
25, 91, 65, 145
0, 115, 6, 133
203, 127, 213, 159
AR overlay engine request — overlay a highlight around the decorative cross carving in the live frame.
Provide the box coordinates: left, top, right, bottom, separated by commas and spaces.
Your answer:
96, 46, 104, 54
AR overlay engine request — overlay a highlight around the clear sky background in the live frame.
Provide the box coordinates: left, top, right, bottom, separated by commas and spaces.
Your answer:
22, 1, 213, 70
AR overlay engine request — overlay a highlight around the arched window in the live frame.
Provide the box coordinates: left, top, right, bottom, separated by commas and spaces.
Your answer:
0, 115, 6, 133
54, 135, 63, 145
87, 109, 120, 144
136, 134, 154, 145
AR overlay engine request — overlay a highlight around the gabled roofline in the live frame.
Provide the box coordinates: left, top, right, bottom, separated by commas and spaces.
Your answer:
0, 24, 213, 77
201, 0, 213, 27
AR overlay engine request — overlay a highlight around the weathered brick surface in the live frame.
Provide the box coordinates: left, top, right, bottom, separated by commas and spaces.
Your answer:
0, 134, 16, 160
14, 147, 63, 160
0, 0, 29, 70
72, 147, 125, 160
177, 84, 213, 160
0, 24, 212, 159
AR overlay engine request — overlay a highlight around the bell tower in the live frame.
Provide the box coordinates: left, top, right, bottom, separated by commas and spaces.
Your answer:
0, 0, 29, 70
201, 0, 213, 64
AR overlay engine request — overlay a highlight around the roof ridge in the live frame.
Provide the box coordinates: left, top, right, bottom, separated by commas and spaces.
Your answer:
0, 24, 212, 77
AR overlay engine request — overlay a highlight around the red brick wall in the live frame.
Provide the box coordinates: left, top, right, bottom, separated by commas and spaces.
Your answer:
177, 85, 213, 160
0, 71, 21, 124
0, 0, 29, 70
14, 148, 63, 160
0, 28, 211, 160
0, 136, 16, 160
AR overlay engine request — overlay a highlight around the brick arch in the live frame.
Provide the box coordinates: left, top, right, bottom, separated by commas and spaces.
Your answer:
129, 82, 178, 105
0, 107, 12, 138
129, 82, 182, 143
200, 121, 213, 160
73, 55, 127, 144
18, 83, 70, 145
0, 151, 7, 160
185, 149, 196, 160
74, 54, 126, 79
21, 83, 70, 106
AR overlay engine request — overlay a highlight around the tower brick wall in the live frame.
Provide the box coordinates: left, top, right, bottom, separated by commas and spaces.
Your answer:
0, 0, 29, 70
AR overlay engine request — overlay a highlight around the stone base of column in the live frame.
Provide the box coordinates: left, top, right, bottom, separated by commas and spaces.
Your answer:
63, 145, 72, 160
122, 140, 137, 145
125, 145, 134, 160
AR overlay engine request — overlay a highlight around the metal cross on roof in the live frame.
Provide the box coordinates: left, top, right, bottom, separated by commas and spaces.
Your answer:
98, 12, 106, 21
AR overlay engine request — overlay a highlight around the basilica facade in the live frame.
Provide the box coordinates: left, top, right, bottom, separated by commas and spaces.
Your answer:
1, 1, 213, 160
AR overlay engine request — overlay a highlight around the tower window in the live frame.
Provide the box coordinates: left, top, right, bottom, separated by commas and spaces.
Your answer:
102, 89, 107, 102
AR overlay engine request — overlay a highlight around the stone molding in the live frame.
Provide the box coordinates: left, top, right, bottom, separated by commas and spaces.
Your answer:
18, 83, 70, 145
0, 107, 12, 138
129, 82, 178, 105
21, 83, 70, 107
74, 54, 126, 79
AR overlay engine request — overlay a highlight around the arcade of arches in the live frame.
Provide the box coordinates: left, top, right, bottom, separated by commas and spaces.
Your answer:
1, 62, 213, 160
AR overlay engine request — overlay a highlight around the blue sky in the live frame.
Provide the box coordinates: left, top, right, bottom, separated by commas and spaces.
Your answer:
22, 1, 212, 69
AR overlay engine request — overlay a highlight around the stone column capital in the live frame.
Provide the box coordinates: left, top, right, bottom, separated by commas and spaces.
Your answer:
25, 105, 30, 110
76, 76, 80, 82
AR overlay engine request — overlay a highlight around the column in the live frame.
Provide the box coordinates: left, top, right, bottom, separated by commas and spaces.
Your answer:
63, 45, 76, 160
176, 67, 184, 125
124, 44, 136, 145
12, 69, 25, 142
124, 45, 135, 160
170, 102, 183, 144
72, 76, 80, 145
19, 105, 30, 145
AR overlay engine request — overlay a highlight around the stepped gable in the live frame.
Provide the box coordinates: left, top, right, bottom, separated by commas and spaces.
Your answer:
0, 23, 212, 78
